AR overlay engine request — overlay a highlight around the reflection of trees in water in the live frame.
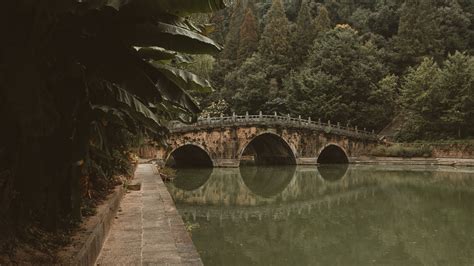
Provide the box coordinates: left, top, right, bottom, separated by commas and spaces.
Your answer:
189, 184, 474, 266
239, 166, 296, 198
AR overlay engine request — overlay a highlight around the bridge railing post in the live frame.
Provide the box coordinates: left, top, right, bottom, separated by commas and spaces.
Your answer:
259, 111, 263, 120
220, 113, 224, 126
245, 111, 249, 121
308, 117, 311, 126
274, 112, 278, 120
337, 122, 340, 129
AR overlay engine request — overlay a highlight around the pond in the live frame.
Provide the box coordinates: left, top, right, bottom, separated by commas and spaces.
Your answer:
166, 165, 474, 266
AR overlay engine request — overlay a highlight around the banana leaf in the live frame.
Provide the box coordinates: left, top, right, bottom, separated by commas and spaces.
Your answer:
150, 62, 213, 94
98, 81, 164, 131
122, 22, 222, 54
137, 47, 193, 64
118, 0, 228, 17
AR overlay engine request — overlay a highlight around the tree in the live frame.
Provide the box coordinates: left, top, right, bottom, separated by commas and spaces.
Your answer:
397, 55, 474, 140
438, 52, 474, 138
238, 7, 259, 63
314, 5, 332, 36
285, 25, 393, 131
291, 0, 316, 68
225, 54, 270, 114
258, 0, 291, 81
221, 0, 246, 63
393, 0, 471, 73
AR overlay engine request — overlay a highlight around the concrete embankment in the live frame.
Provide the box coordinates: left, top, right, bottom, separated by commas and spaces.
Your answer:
352, 156, 474, 167
58, 163, 201, 265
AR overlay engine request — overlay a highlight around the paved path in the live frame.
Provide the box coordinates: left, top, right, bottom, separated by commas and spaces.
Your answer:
96, 164, 202, 265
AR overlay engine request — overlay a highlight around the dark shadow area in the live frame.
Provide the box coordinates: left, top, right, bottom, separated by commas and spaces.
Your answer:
317, 145, 349, 164
166, 145, 213, 168
317, 164, 349, 182
240, 166, 296, 198
241, 134, 296, 166
173, 168, 213, 191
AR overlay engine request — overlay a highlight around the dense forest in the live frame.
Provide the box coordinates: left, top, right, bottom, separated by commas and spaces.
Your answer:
197, 0, 474, 140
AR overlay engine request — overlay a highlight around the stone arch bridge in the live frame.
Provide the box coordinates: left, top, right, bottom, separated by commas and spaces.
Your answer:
157, 113, 380, 168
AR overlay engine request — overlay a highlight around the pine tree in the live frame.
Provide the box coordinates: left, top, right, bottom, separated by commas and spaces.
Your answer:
258, 0, 291, 81
314, 5, 332, 35
395, 0, 443, 70
291, 0, 316, 68
237, 7, 259, 63
211, 0, 245, 97
221, 0, 245, 64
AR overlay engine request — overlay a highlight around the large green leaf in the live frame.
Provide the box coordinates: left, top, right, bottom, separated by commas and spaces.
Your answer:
122, 22, 222, 54
137, 47, 193, 64
82, 0, 228, 14
143, 65, 201, 116
92, 80, 164, 131
150, 63, 213, 93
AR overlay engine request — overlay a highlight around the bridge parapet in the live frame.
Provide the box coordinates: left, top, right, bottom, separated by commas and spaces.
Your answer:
168, 113, 378, 140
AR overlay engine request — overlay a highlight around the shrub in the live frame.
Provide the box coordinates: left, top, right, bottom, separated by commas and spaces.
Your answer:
371, 144, 432, 158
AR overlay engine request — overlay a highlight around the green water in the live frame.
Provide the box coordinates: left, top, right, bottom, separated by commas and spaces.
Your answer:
166, 165, 474, 266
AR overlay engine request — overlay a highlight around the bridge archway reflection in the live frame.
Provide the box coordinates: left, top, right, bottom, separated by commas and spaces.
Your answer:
240, 133, 296, 166
173, 168, 213, 191
166, 144, 213, 168
240, 166, 296, 198
317, 164, 349, 182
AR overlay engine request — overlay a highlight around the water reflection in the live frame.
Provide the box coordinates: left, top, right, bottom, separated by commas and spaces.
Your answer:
317, 164, 349, 182
173, 168, 213, 191
167, 165, 474, 266
240, 166, 296, 198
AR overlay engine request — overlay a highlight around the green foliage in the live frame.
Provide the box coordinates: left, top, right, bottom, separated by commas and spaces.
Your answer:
208, 0, 473, 139
258, 0, 291, 80
285, 25, 395, 131
370, 144, 433, 158
314, 5, 332, 35
398, 52, 474, 141
291, 0, 317, 68
201, 99, 230, 118
393, 0, 472, 71
226, 54, 270, 114
238, 8, 260, 63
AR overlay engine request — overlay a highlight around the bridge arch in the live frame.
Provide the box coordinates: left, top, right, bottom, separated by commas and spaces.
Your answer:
165, 143, 213, 168
239, 132, 297, 166
317, 144, 349, 164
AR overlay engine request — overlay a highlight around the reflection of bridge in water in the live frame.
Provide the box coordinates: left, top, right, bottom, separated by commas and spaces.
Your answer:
167, 165, 474, 222
178, 187, 378, 222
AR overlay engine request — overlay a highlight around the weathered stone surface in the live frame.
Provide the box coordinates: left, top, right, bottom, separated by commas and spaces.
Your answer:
158, 125, 379, 167
96, 164, 203, 265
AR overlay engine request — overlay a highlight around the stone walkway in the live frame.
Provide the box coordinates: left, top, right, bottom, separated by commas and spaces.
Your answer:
96, 164, 202, 265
